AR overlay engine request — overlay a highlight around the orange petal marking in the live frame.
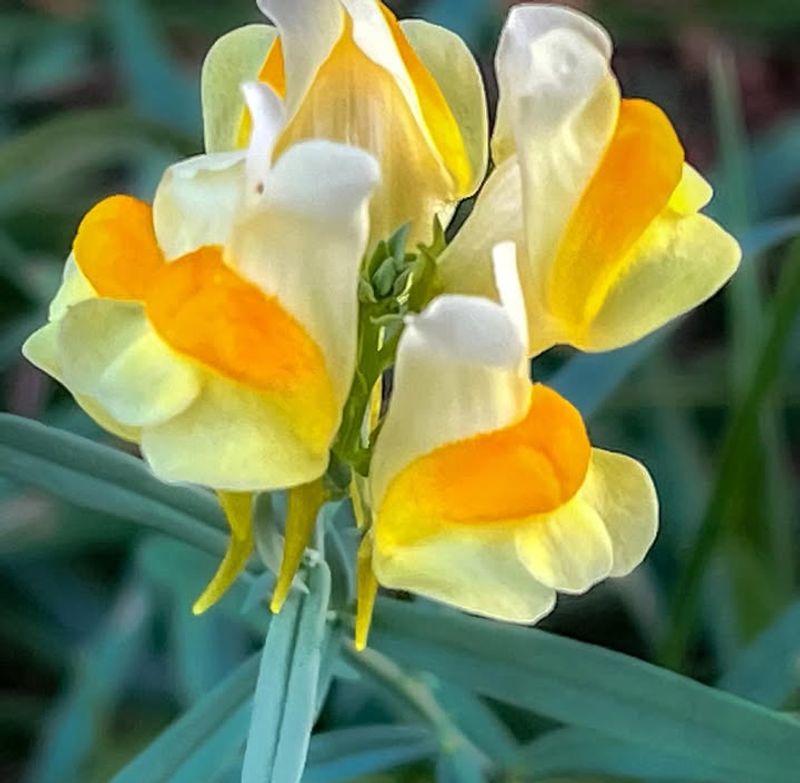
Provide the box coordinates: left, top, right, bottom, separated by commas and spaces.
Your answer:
145, 245, 337, 450
379, 384, 591, 543
548, 99, 685, 327
73, 195, 164, 301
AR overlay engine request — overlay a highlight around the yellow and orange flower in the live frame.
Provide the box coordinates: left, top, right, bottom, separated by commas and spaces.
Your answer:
201, 0, 487, 245
23, 83, 380, 612
356, 244, 658, 647
439, 5, 741, 355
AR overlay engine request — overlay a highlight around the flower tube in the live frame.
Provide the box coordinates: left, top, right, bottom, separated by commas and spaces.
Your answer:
359, 244, 658, 645
201, 0, 488, 245
439, 5, 741, 355
23, 83, 380, 612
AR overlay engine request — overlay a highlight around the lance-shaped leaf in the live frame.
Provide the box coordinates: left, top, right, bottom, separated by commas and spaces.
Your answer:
242, 560, 331, 783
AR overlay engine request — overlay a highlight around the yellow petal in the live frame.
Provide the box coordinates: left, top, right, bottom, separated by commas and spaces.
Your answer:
579, 210, 742, 351
270, 478, 326, 613
546, 99, 684, 332
193, 491, 255, 614
49, 255, 96, 320
140, 373, 329, 491
57, 298, 200, 428
201, 24, 279, 153
145, 244, 338, 453
373, 526, 556, 624
400, 19, 488, 197
582, 449, 659, 577
437, 157, 524, 302
515, 497, 613, 593
355, 533, 378, 651
378, 385, 590, 549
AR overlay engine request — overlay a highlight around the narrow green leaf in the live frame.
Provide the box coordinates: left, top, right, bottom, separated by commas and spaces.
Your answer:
111, 654, 260, 783
369, 598, 800, 783
302, 725, 436, 783
242, 561, 331, 783
719, 600, 800, 708
433, 683, 518, 767
0, 414, 230, 560
512, 726, 763, 782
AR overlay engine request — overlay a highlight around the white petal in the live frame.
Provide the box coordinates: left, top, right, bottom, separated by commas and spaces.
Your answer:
152, 152, 246, 261
241, 80, 284, 192
227, 140, 379, 403
370, 293, 529, 508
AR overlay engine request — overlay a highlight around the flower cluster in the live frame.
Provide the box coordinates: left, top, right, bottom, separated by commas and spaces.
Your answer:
24, 0, 740, 648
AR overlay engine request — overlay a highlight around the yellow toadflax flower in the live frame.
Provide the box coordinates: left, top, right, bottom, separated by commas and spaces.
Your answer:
356, 244, 658, 648
201, 0, 488, 245
23, 83, 380, 613
439, 5, 741, 355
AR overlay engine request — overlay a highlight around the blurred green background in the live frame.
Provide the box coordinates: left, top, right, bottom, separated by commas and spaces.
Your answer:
1, 0, 799, 781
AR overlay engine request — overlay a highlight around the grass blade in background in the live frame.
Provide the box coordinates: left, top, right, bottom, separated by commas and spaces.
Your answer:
302, 725, 437, 783
661, 240, 800, 669
111, 653, 260, 783
26, 577, 153, 783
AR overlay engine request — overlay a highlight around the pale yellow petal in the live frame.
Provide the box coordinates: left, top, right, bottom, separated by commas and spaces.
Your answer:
373, 527, 556, 624
515, 498, 613, 593
152, 152, 247, 261
669, 163, 713, 215
581, 449, 659, 578
228, 140, 379, 404
201, 24, 279, 153
578, 211, 742, 352
437, 157, 524, 300
141, 373, 329, 492
57, 299, 201, 428
400, 18, 488, 195
50, 254, 96, 320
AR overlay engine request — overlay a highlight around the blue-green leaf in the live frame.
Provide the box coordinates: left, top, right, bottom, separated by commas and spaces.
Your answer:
242, 561, 331, 783
719, 600, 800, 708
111, 653, 260, 783
302, 725, 436, 783
512, 726, 762, 782
370, 598, 800, 783
0, 414, 230, 559
27, 578, 152, 783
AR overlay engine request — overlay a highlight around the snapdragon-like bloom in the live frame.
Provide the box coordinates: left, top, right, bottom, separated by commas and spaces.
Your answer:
439, 5, 741, 355
23, 84, 380, 612
359, 245, 658, 643
201, 0, 488, 244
